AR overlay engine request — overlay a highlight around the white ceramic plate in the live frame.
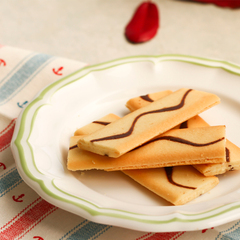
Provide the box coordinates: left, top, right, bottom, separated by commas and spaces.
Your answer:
11, 55, 240, 232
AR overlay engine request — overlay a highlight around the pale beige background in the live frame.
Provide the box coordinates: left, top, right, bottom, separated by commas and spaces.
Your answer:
1, 0, 240, 65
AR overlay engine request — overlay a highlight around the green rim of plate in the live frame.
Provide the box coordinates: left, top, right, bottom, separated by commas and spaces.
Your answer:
13, 54, 240, 226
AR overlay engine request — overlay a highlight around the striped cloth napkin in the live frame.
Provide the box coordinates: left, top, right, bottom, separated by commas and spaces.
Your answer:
1, 45, 240, 240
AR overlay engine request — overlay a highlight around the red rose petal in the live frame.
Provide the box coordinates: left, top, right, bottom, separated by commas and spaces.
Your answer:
125, 1, 159, 43
191, 0, 240, 8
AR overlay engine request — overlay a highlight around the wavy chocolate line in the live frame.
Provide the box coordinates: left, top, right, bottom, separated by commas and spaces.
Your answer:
146, 135, 225, 147
93, 121, 111, 126
69, 121, 111, 150
165, 167, 196, 190
226, 147, 230, 162
91, 89, 193, 143
140, 94, 154, 102
179, 120, 188, 129
69, 144, 78, 150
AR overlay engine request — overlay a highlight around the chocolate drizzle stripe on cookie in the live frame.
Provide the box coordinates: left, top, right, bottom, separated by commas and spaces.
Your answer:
92, 121, 111, 126
179, 120, 188, 129
165, 167, 196, 190
140, 94, 154, 102
146, 136, 225, 147
91, 89, 193, 143
69, 144, 78, 150
226, 147, 230, 162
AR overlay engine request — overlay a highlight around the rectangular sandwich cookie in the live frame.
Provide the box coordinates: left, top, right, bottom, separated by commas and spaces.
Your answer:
123, 166, 219, 205
68, 125, 226, 171
78, 88, 220, 157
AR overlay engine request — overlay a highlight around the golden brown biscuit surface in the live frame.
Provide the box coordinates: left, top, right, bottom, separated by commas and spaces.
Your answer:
74, 113, 120, 136
123, 166, 219, 205
67, 112, 221, 205
78, 88, 220, 157
68, 126, 226, 171
125, 90, 172, 111
183, 115, 240, 176
126, 92, 240, 176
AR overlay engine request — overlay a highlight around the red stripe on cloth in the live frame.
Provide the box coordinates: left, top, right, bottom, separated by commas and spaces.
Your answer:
0, 199, 58, 240
140, 231, 185, 240
171, 232, 185, 240
0, 119, 16, 152
0, 197, 41, 230
136, 233, 152, 240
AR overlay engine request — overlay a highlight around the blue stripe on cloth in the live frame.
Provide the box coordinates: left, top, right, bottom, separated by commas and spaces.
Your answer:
0, 168, 23, 197
92, 225, 111, 240
0, 53, 52, 105
215, 221, 240, 239
0, 52, 35, 85
65, 221, 111, 240
59, 220, 88, 240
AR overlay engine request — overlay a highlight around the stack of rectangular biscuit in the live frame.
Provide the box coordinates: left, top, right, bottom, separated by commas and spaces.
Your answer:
67, 88, 240, 205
